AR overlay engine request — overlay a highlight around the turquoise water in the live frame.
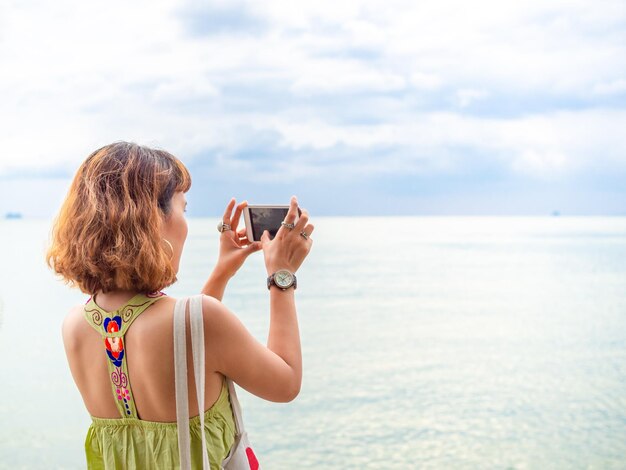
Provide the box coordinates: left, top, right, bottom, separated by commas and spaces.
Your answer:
1, 216, 625, 469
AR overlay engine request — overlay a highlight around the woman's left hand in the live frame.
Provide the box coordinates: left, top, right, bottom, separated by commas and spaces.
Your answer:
214, 198, 262, 280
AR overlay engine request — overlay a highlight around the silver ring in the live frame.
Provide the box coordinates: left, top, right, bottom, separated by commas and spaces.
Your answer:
281, 221, 295, 229
217, 221, 232, 233
300, 231, 309, 240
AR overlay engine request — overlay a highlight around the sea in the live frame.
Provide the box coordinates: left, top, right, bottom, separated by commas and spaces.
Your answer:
1, 216, 625, 469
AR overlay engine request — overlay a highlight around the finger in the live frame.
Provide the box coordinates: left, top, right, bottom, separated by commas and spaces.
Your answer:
231, 200, 247, 233
298, 223, 314, 243
276, 195, 298, 239
260, 229, 270, 245
222, 198, 236, 224
246, 241, 262, 252
284, 195, 298, 223
236, 227, 249, 245
302, 223, 314, 237
293, 209, 309, 232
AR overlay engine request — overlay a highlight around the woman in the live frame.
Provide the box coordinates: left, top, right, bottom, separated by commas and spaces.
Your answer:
45, 142, 314, 469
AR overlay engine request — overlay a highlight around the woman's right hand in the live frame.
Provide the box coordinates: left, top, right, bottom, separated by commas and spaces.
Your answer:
260, 196, 314, 275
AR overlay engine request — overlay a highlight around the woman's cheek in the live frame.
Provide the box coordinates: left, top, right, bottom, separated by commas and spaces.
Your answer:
182, 216, 188, 241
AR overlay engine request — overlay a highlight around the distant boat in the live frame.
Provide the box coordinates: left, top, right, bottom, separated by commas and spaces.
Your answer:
4, 212, 22, 219
551, 210, 560, 217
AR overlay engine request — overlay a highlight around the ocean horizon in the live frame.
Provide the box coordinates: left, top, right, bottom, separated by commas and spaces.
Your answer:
1, 215, 625, 469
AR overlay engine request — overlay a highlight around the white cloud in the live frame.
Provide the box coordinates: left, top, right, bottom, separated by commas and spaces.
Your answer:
592, 78, 626, 95
454, 89, 489, 108
410, 72, 442, 90
290, 60, 406, 95
511, 150, 568, 179
0, 0, 624, 186
267, 109, 626, 178
151, 79, 220, 104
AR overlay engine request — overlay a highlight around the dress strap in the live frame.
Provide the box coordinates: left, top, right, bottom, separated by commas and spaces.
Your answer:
83, 291, 167, 418
83, 291, 167, 335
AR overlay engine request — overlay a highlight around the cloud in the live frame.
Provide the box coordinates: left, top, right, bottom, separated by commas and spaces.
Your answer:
593, 78, 626, 95
290, 60, 407, 95
454, 89, 489, 108
410, 72, 442, 91
0, 0, 625, 215
177, 0, 268, 36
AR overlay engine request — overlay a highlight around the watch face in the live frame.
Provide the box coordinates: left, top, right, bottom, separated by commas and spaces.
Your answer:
275, 270, 294, 288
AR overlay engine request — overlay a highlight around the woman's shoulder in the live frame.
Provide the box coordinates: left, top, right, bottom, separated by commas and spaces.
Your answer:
169, 293, 229, 318
199, 295, 236, 329
64, 302, 91, 327
61, 303, 93, 350
148, 294, 224, 319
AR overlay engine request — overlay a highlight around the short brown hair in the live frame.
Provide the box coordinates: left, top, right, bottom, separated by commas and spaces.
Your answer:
46, 141, 192, 295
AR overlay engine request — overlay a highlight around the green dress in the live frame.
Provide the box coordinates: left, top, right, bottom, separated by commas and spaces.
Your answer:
82, 291, 236, 469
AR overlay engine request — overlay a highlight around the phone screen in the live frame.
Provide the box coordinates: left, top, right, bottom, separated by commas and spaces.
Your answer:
249, 207, 289, 241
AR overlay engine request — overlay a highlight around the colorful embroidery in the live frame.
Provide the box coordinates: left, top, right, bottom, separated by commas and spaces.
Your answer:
83, 291, 168, 419
111, 366, 133, 415
122, 307, 134, 322
103, 316, 124, 367
84, 299, 103, 326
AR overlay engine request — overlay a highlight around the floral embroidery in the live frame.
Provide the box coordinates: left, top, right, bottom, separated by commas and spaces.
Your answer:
84, 299, 103, 326
111, 366, 133, 415
116, 387, 130, 401
103, 316, 124, 367
122, 307, 134, 322
83, 292, 169, 418
111, 366, 128, 389
86, 308, 103, 326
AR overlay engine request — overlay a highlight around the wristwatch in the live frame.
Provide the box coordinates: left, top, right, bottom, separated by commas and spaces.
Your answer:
267, 269, 297, 291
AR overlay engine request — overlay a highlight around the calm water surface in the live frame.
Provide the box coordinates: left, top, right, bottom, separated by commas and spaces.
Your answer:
1, 216, 625, 469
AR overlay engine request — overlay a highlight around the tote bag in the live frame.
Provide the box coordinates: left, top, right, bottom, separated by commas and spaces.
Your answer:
174, 295, 261, 470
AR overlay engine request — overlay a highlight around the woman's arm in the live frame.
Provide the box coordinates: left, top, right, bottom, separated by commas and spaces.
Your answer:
205, 196, 313, 401
203, 292, 301, 402
201, 269, 229, 301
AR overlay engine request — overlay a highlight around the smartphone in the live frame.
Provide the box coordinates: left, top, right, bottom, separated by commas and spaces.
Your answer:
243, 205, 302, 241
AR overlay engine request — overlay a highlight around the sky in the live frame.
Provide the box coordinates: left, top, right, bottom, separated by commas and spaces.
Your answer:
0, 0, 625, 217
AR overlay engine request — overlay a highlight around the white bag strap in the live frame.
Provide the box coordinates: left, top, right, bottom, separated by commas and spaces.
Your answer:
174, 297, 191, 470
189, 294, 210, 469
226, 377, 246, 434
175, 295, 249, 468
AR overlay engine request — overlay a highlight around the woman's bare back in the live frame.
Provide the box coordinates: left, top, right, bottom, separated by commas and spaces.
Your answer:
62, 295, 225, 422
